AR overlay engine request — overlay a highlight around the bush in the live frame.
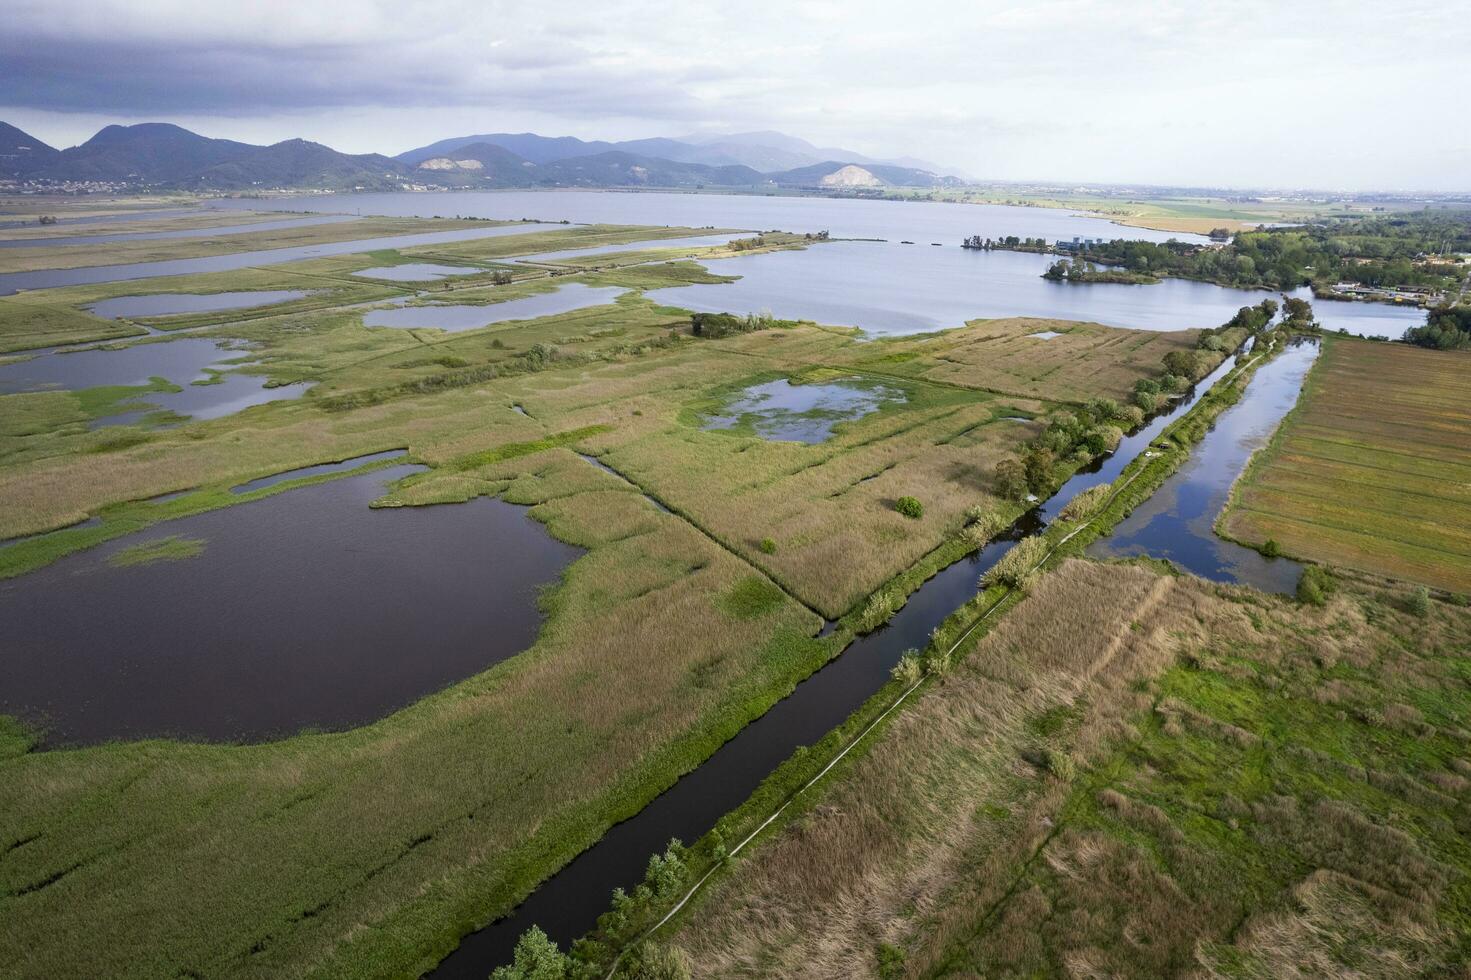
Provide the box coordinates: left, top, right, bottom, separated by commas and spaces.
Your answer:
492, 926, 569, 980
1409, 586, 1431, 618
891, 650, 923, 685
982, 536, 1049, 591
1261, 538, 1282, 558
894, 496, 923, 519
627, 943, 692, 979
758, 537, 777, 554
1296, 565, 1334, 607
1059, 484, 1112, 523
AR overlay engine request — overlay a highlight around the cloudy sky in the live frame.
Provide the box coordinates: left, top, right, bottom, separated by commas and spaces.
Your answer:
1, 0, 1465, 190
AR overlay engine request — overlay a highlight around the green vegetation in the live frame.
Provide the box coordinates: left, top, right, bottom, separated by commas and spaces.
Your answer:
1406, 304, 1471, 350
1221, 336, 1471, 592
893, 495, 922, 519
106, 534, 206, 567
649, 556, 1471, 977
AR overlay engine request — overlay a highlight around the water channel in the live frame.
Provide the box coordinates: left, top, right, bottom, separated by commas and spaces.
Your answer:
428, 334, 1312, 976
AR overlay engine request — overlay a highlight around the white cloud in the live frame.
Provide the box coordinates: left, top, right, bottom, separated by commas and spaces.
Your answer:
0, 0, 1465, 189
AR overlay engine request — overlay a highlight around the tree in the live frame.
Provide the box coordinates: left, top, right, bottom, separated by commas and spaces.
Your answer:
994, 458, 1028, 500
1022, 446, 1055, 494
492, 926, 569, 980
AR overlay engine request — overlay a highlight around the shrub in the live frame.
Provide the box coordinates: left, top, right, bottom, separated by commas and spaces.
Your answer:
758, 537, 777, 554
1059, 484, 1112, 523
627, 943, 692, 979
982, 536, 1049, 591
492, 926, 569, 980
894, 496, 923, 519
1261, 538, 1282, 558
891, 650, 923, 685
1043, 747, 1077, 781
1409, 586, 1431, 618
859, 588, 902, 633
644, 840, 686, 898
1296, 565, 1334, 607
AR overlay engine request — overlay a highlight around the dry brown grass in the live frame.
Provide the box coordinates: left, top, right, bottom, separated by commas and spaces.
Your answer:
664, 560, 1471, 979
831, 316, 1201, 404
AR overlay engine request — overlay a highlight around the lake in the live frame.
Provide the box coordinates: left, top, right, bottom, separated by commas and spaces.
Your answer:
645, 240, 1427, 338
0, 464, 581, 745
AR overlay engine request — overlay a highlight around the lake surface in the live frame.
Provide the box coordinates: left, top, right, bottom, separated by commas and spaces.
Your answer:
208, 191, 1204, 245
0, 214, 358, 248
87, 290, 313, 323
703, 378, 905, 443
428, 340, 1278, 977
0, 338, 303, 424
0, 222, 553, 294
1087, 339, 1318, 592
362, 284, 626, 331
645, 241, 1427, 338
0, 464, 582, 745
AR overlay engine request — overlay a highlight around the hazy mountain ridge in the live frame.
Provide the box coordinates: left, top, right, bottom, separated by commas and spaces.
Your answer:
0, 121, 964, 190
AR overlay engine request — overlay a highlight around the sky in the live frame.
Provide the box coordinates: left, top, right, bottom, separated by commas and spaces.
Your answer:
1, 0, 1466, 191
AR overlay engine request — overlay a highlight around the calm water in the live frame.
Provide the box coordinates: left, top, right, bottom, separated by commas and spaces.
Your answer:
429, 342, 1282, 977
645, 241, 1427, 338
87, 290, 313, 322
363, 284, 626, 331
0, 214, 357, 248
0, 338, 304, 424
0, 222, 553, 294
0, 464, 581, 745
703, 378, 905, 443
1087, 340, 1318, 592
207, 191, 1204, 245
354, 262, 488, 281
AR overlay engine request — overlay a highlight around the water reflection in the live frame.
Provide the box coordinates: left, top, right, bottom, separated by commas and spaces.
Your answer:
702, 378, 905, 443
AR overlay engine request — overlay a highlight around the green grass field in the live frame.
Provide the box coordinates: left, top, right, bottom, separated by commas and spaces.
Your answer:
1221, 337, 1471, 593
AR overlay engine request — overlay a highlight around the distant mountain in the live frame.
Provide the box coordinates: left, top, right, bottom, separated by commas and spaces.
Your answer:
0, 122, 58, 175
188, 139, 404, 191
396, 129, 965, 182
36, 123, 254, 183
0, 120, 964, 191
535, 151, 766, 189
767, 160, 962, 189
413, 142, 539, 186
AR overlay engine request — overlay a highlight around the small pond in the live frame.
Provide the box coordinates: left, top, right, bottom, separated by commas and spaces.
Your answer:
0, 464, 582, 746
362, 284, 625, 331
702, 378, 905, 443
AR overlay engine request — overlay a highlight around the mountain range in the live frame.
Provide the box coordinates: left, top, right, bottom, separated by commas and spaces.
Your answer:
0, 122, 964, 192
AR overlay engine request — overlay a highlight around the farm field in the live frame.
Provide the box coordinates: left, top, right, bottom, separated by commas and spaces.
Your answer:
652, 557, 1471, 978
1221, 337, 1471, 592
0, 214, 1211, 977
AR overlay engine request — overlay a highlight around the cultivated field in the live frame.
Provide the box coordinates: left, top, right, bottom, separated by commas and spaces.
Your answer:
660, 558, 1471, 978
1221, 337, 1471, 592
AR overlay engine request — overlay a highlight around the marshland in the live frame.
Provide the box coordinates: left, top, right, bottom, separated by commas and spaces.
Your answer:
1, 188, 1468, 980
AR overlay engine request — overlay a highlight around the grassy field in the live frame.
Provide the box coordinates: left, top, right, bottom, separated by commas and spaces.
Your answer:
1221, 337, 1471, 593
653, 557, 1471, 977
827, 315, 1201, 404
0, 219, 1221, 978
